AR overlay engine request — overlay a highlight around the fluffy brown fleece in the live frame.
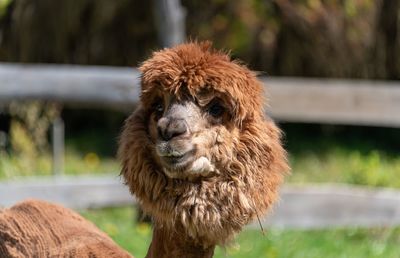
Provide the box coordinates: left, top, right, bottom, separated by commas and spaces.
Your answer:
119, 42, 289, 249
0, 199, 132, 258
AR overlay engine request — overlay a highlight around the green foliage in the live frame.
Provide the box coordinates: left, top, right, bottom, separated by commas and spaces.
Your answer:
0, 101, 60, 178
282, 124, 400, 188
1, 0, 399, 78
0, 148, 119, 179
0, 103, 121, 179
182, 0, 393, 78
63, 149, 119, 176
289, 148, 400, 188
0, 0, 11, 17
81, 207, 400, 258
0, 0, 157, 64
0, 151, 51, 178
8, 101, 60, 155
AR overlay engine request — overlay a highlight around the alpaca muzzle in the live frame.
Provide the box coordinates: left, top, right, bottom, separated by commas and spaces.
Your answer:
157, 116, 188, 141
155, 117, 195, 173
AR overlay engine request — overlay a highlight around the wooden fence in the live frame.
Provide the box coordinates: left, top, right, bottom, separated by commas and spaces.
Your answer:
1, 62, 400, 228
1, 62, 400, 127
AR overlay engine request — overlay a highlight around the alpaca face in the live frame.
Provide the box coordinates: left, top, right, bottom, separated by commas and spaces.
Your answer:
144, 89, 237, 179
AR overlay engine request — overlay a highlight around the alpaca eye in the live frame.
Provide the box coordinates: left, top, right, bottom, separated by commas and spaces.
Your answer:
207, 101, 225, 118
152, 101, 164, 115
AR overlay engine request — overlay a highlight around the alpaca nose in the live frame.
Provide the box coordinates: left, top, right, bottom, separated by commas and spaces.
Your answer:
157, 117, 188, 141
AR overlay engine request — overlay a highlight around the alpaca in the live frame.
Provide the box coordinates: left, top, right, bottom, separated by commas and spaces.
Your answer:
118, 41, 289, 258
0, 199, 132, 258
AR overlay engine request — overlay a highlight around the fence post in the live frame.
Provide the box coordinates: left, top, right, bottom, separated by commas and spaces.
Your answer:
153, 0, 186, 47
52, 116, 64, 176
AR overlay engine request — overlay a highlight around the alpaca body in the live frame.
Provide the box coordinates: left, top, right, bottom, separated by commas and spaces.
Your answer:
0, 200, 132, 258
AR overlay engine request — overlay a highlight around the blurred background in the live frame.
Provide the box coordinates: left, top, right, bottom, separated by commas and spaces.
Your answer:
0, 0, 399, 257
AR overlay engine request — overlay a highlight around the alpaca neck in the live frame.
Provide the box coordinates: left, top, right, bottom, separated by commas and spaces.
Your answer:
145, 224, 215, 258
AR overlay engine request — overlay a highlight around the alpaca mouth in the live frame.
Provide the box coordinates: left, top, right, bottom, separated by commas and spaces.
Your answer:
156, 142, 196, 171
159, 150, 196, 172
156, 141, 215, 178
161, 150, 191, 164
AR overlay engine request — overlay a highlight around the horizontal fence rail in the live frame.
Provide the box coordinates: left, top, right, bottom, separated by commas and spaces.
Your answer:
0, 63, 140, 109
1, 176, 400, 229
264, 77, 400, 127
0, 176, 133, 209
1, 62, 400, 127
260, 184, 400, 229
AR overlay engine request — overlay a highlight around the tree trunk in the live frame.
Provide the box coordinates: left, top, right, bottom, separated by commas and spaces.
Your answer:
374, 0, 400, 79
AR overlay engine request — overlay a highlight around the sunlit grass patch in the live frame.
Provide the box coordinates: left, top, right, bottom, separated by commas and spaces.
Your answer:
80, 207, 151, 256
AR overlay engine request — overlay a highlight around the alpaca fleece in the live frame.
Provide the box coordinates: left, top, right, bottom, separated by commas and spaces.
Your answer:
119, 42, 289, 247
0, 199, 133, 258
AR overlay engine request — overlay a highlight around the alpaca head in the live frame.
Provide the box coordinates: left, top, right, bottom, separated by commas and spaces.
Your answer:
119, 42, 289, 247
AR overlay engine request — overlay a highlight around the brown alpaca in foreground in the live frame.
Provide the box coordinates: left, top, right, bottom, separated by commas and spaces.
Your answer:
119, 42, 289, 257
0, 199, 132, 258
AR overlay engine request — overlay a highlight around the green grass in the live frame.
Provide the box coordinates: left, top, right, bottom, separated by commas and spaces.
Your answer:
81, 206, 400, 258
81, 207, 151, 256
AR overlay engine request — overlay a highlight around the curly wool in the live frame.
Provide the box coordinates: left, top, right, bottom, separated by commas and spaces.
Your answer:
118, 42, 289, 246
